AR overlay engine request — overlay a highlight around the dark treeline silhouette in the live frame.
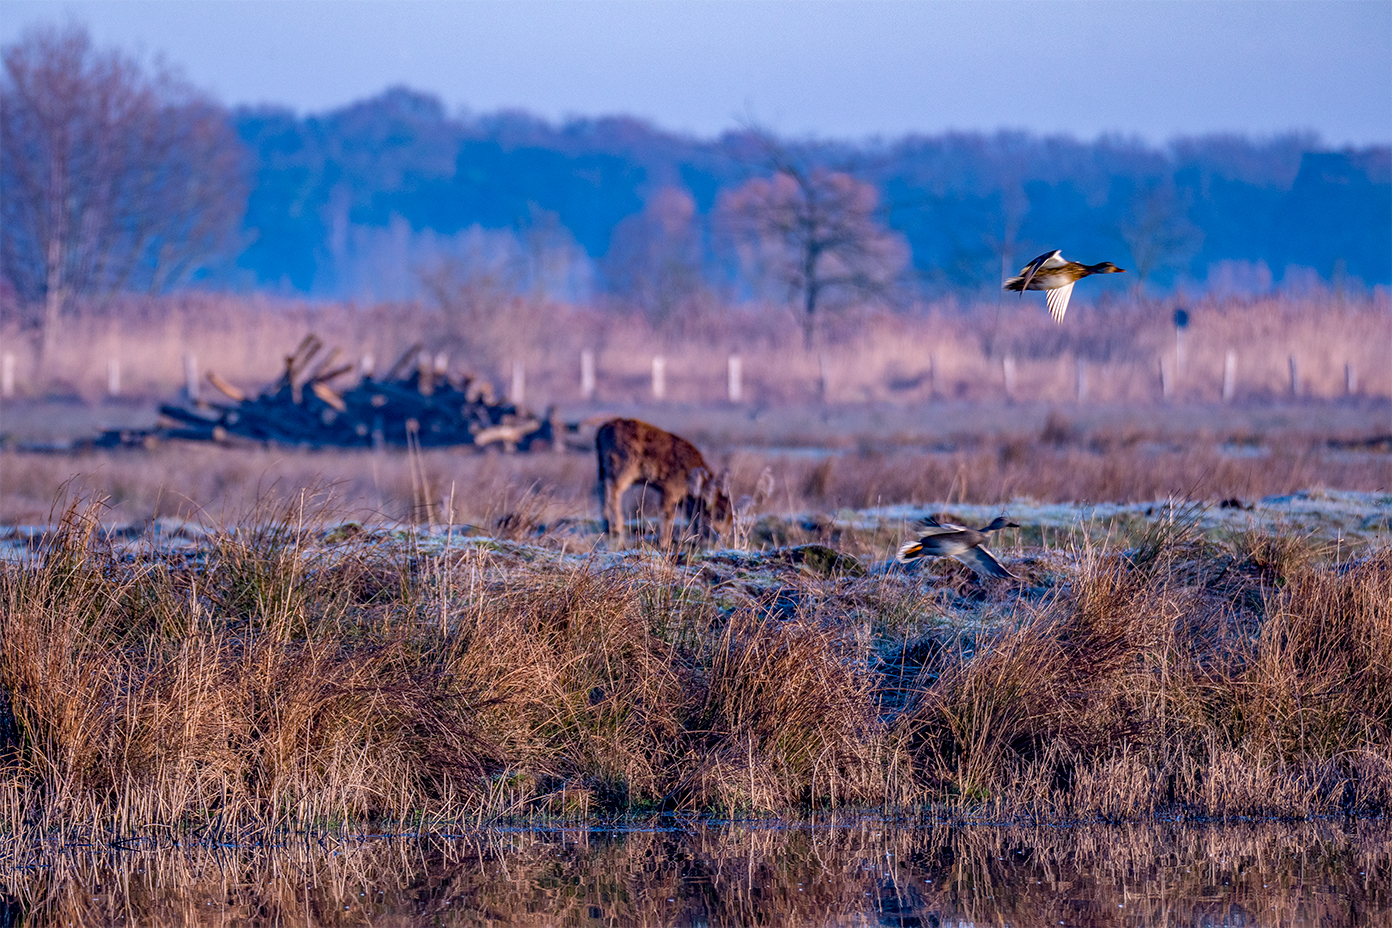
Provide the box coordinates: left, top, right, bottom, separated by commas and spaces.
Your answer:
231, 87, 1391, 303
3, 25, 1389, 319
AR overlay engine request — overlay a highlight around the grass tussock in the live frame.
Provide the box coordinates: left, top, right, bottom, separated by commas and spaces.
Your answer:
1, 494, 1390, 842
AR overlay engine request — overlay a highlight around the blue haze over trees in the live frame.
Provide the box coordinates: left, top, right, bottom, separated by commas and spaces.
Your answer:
230, 87, 1390, 303
4, 26, 1390, 321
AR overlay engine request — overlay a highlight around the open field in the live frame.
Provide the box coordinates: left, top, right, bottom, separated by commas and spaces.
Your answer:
1, 290, 1388, 856
1, 395, 1387, 525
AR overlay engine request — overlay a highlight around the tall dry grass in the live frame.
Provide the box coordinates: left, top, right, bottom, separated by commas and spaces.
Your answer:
0, 288, 1387, 405
1, 494, 1389, 842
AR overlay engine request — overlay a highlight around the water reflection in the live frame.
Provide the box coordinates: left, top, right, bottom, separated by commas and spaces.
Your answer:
3, 819, 1387, 926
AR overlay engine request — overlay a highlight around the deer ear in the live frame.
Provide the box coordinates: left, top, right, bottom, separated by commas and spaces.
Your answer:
687, 467, 709, 498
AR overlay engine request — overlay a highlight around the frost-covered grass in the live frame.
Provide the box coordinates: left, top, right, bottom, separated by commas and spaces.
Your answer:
1, 490, 1389, 848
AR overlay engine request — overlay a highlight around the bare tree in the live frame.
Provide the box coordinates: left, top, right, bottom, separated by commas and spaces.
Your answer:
1118, 178, 1203, 292
604, 186, 705, 327
718, 155, 906, 348
0, 24, 246, 357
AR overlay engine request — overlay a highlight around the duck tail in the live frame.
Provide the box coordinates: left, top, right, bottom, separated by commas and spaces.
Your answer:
897, 541, 925, 563
1002, 275, 1025, 292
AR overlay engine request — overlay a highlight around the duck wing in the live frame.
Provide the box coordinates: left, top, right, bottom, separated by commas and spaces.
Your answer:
913, 516, 964, 535
1018, 250, 1065, 294
1045, 281, 1075, 322
952, 544, 1016, 579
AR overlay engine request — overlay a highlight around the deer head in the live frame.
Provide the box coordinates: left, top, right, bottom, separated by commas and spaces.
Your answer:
687, 467, 735, 540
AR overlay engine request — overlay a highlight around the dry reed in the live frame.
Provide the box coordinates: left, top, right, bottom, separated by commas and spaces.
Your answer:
1, 492, 1389, 845
0, 288, 1387, 405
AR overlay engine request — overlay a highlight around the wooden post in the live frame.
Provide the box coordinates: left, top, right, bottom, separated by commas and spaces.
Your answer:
107, 358, 120, 397
1002, 355, 1016, 400
1222, 350, 1236, 402
183, 353, 199, 403
651, 355, 665, 401
1346, 362, 1357, 396
1075, 358, 1087, 403
1160, 357, 1172, 400
510, 360, 525, 406
580, 349, 595, 400
1, 353, 13, 398
1288, 355, 1299, 396
727, 354, 742, 403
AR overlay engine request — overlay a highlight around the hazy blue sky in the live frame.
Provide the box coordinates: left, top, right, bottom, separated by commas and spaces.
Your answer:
2, 0, 1389, 145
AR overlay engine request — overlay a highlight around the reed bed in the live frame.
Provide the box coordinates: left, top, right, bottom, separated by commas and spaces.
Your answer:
0, 288, 1387, 406
1, 494, 1389, 846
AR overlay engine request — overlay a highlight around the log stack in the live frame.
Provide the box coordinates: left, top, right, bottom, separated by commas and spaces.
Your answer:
109, 336, 562, 452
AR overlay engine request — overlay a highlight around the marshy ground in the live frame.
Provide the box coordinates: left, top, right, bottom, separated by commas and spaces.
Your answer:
1, 376, 1389, 923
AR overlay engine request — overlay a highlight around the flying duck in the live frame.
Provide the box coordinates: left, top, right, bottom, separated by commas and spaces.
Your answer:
1003, 250, 1125, 322
896, 515, 1019, 579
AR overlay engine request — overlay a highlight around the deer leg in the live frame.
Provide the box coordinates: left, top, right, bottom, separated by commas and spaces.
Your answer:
604, 478, 628, 543
658, 491, 682, 548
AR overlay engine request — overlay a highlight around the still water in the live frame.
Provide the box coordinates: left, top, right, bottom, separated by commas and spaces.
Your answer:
2, 819, 1387, 927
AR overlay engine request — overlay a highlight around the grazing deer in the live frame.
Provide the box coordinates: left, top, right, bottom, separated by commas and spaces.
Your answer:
596, 418, 733, 546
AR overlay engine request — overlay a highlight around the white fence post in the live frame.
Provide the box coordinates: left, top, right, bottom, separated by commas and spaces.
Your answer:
651, 355, 665, 401
107, 358, 121, 397
510, 360, 525, 406
360, 354, 375, 378
1346, 362, 1357, 396
818, 352, 830, 402
1075, 358, 1087, 403
727, 354, 742, 403
184, 353, 199, 402
1288, 355, 1299, 396
1002, 355, 1016, 400
1222, 350, 1236, 402
1, 353, 14, 398
1160, 357, 1172, 400
580, 349, 595, 400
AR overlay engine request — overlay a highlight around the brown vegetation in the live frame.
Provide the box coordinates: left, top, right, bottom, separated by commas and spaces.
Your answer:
1, 416, 1385, 527
0, 289, 1385, 407
1, 495, 1389, 844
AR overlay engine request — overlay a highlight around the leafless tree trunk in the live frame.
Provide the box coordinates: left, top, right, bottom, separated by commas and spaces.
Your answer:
1, 24, 247, 361
718, 144, 905, 349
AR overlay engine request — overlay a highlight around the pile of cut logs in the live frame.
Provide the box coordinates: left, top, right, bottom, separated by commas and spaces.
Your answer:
105, 336, 564, 452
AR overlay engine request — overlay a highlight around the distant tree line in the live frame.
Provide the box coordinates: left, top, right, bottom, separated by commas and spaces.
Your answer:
3, 24, 1389, 346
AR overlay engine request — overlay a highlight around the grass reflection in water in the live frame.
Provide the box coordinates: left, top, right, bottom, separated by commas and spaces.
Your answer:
4, 819, 1388, 927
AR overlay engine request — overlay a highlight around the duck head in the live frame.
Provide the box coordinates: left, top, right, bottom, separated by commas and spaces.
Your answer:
983, 516, 1020, 532
1087, 262, 1126, 274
